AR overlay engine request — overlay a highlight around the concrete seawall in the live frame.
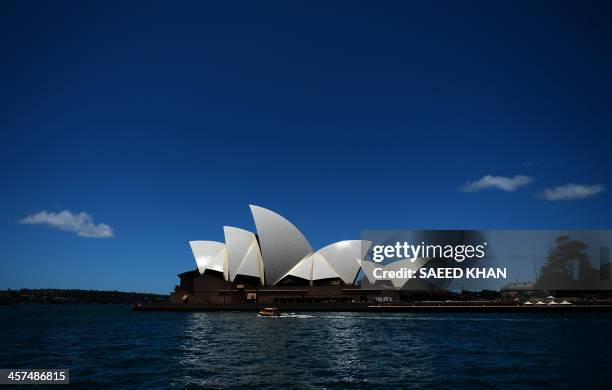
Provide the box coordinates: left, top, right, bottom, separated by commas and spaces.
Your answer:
133, 302, 612, 313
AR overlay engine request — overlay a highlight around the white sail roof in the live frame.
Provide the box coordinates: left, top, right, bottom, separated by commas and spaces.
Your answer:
316, 240, 371, 284
282, 253, 341, 283
280, 240, 371, 285
236, 241, 265, 285
249, 205, 313, 285
311, 253, 339, 280
223, 226, 265, 285
284, 254, 314, 281
357, 259, 378, 283
188, 240, 229, 280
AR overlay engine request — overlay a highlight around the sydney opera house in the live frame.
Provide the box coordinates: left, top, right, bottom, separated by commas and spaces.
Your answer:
169, 205, 430, 307
155, 205, 612, 312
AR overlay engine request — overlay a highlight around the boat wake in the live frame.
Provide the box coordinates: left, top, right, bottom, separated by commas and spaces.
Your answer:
279, 313, 314, 319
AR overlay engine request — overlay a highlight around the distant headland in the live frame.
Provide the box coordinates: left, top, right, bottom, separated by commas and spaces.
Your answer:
0, 289, 168, 305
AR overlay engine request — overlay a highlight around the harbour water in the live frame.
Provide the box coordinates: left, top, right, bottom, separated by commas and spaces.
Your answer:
1, 305, 611, 388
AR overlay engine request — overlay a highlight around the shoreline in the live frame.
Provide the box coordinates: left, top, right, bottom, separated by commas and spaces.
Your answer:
133, 302, 612, 313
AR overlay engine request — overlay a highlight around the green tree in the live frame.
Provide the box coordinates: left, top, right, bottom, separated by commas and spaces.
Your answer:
536, 236, 595, 289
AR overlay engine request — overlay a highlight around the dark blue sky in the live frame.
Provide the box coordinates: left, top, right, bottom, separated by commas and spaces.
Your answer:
2, 1, 611, 293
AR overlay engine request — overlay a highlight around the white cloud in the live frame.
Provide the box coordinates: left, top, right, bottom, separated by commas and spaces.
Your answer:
538, 183, 605, 201
19, 210, 114, 238
460, 175, 533, 192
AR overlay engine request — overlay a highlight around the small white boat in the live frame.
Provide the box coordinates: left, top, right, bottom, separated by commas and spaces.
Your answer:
258, 307, 281, 317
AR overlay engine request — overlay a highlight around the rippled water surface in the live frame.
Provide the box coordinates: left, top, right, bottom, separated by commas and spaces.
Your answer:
1, 305, 612, 388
